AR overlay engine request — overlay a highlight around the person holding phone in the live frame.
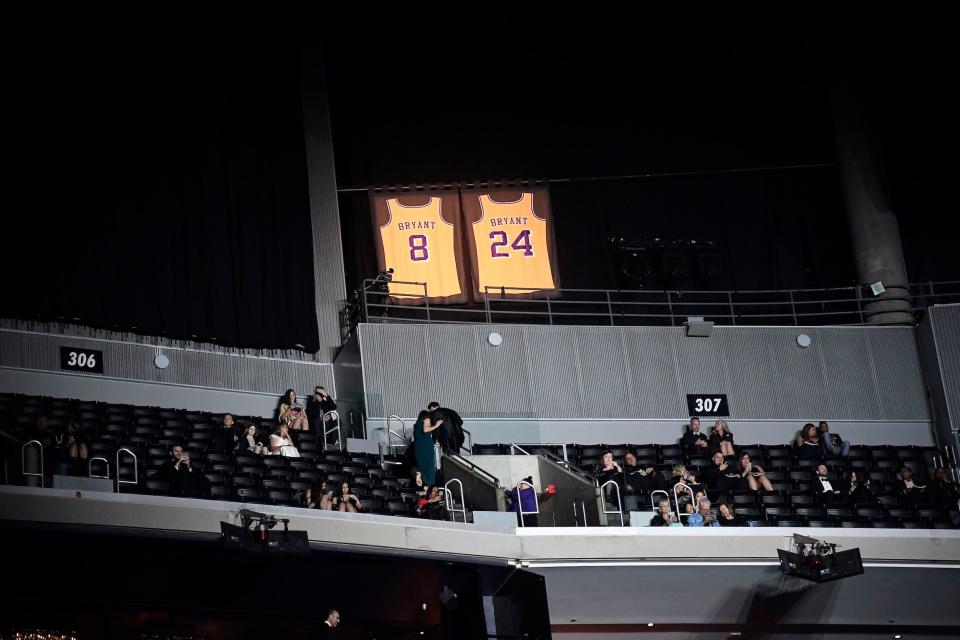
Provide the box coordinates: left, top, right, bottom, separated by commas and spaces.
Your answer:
687, 498, 720, 527
278, 389, 309, 431
737, 452, 773, 492
305, 480, 335, 510
335, 481, 363, 513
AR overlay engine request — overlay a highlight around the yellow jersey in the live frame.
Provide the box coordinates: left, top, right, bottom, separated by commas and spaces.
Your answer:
378, 196, 462, 299
470, 192, 557, 295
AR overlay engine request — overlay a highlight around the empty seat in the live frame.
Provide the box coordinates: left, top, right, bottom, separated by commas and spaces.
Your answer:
807, 520, 836, 528
235, 487, 264, 501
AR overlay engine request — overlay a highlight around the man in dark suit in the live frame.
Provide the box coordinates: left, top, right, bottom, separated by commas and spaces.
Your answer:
813, 463, 841, 504
680, 417, 709, 454
428, 401, 464, 455
318, 609, 340, 639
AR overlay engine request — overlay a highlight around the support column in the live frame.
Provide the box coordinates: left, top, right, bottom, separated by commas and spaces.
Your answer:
298, 8, 348, 360
834, 103, 912, 324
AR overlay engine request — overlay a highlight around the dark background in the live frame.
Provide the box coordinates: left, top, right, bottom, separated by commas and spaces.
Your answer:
4, 4, 957, 350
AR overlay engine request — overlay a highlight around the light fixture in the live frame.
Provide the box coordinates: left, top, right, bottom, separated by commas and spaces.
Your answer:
796, 334, 812, 348
870, 281, 886, 296
488, 331, 503, 347
154, 352, 170, 369
647, 622, 655, 627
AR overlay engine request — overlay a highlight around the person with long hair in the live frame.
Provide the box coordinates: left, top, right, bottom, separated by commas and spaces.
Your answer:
335, 481, 363, 513
737, 452, 773, 492
717, 502, 744, 526
795, 423, 821, 459
843, 469, 876, 504
269, 423, 300, 457
305, 479, 334, 510
709, 419, 735, 457
278, 389, 309, 431
413, 409, 442, 487
238, 424, 265, 456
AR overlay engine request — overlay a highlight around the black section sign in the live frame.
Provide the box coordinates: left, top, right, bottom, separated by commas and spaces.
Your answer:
686, 394, 729, 417
59, 347, 104, 374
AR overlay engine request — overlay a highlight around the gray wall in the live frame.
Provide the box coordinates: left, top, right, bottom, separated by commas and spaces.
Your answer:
919, 304, 960, 459
359, 324, 932, 445
0, 327, 334, 417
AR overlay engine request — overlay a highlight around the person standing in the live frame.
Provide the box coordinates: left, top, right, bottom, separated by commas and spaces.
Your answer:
427, 401, 464, 455
413, 409, 442, 487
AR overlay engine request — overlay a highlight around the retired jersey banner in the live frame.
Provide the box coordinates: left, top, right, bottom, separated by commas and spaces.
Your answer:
460, 187, 560, 299
370, 190, 470, 304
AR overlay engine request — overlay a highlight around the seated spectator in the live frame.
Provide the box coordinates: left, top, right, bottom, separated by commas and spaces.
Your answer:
219, 414, 243, 450
795, 423, 822, 460
717, 502, 745, 527
896, 466, 927, 503
687, 498, 720, 527
417, 486, 447, 519
702, 451, 740, 492
623, 450, 666, 493
818, 421, 850, 457
305, 480, 334, 510
237, 425, 265, 456
505, 476, 540, 526
278, 389, 309, 431
650, 497, 680, 527
737, 452, 774, 492
595, 451, 625, 504
269, 423, 301, 457
64, 421, 89, 461
708, 419, 736, 457
813, 463, 841, 503
843, 469, 876, 504
671, 465, 699, 514
159, 445, 207, 498
27, 415, 56, 449
927, 467, 960, 508
680, 417, 709, 454
334, 481, 363, 513
306, 386, 338, 435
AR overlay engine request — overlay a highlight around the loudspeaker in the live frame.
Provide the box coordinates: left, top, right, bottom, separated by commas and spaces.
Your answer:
685, 318, 714, 337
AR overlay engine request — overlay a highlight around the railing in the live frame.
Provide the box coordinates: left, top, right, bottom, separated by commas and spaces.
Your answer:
88, 457, 110, 479
599, 479, 625, 527
673, 482, 700, 522
21, 440, 43, 488
444, 478, 467, 523
541, 451, 599, 487
448, 453, 501, 487
322, 410, 343, 451
507, 442, 570, 462
116, 448, 138, 493
572, 498, 588, 527
361, 279, 960, 328
514, 480, 540, 528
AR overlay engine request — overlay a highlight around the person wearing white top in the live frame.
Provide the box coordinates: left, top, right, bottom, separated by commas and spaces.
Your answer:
269, 423, 300, 457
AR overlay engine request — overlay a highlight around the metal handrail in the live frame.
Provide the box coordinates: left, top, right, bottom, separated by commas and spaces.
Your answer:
509, 443, 532, 456
360, 279, 960, 329
672, 482, 700, 521
88, 457, 110, 479
599, 479, 625, 527
514, 480, 540, 528
541, 451, 598, 486
573, 498, 588, 527
387, 415, 407, 441
444, 478, 467, 523
508, 442, 569, 462
116, 448, 138, 493
322, 410, 343, 451
446, 453, 501, 487
21, 440, 43, 487
434, 442, 442, 470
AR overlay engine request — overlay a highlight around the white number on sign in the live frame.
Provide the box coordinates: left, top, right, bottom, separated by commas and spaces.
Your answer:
694, 398, 724, 413
67, 352, 97, 369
